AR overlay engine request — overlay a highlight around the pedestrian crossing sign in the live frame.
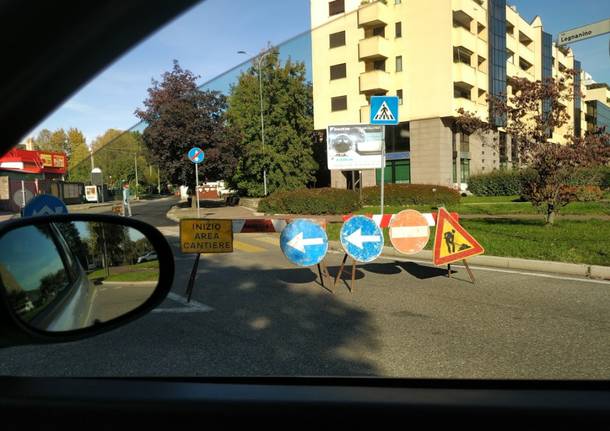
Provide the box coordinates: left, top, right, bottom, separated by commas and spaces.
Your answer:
370, 96, 399, 125
433, 207, 484, 265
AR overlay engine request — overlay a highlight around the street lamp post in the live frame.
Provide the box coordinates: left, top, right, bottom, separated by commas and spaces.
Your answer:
238, 49, 271, 196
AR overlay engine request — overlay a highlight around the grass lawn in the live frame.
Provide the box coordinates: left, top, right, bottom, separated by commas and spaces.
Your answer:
88, 260, 159, 282
327, 218, 610, 266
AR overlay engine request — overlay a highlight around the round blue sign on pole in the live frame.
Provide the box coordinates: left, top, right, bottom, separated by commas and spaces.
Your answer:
340, 215, 384, 263
188, 147, 204, 164
280, 219, 328, 267
22, 194, 68, 218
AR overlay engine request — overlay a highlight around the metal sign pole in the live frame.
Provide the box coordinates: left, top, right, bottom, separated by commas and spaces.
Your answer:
195, 163, 200, 218
381, 126, 386, 215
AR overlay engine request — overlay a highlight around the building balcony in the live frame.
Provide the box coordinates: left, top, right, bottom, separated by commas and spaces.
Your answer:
453, 62, 487, 91
359, 36, 391, 60
453, 26, 477, 53
359, 70, 392, 93
518, 43, 536, 66
506, 34, 518, 54
451, 0, 486, 25
360, 105, 370, 123
358, 1, 390, 27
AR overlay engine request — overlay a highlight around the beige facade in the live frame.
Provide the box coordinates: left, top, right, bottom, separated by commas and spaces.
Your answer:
311, 0, 589, 188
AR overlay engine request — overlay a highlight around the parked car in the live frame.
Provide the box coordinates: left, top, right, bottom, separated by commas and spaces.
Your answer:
137, 251, 157, 264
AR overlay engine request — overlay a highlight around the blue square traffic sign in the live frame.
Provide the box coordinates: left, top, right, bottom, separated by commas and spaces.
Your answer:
370, 96, 399, 125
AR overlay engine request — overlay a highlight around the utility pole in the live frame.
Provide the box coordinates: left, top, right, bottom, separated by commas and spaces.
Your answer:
134, 154, 139, 200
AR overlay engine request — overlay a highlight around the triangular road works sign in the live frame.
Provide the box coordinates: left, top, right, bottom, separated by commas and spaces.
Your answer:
433, 207, 484, 265
373, 101, 395, 121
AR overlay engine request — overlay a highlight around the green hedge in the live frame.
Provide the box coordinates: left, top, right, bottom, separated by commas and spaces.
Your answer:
467, 170, 523, 196
468, 167, 610, 197
362, 184, 460, 206
258, 188, 360, 215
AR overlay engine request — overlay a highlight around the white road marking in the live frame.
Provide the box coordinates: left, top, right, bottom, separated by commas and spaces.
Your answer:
327, 249, 610, 285
152, 292, 213, 313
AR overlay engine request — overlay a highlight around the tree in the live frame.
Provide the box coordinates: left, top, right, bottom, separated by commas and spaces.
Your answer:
66, 128, 89, 181
227, 49, 318, 197
135, 60, 236, 192
456, 74, 610, 224
33, 129, 52, 150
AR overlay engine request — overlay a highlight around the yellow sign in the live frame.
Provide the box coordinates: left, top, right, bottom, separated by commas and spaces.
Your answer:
39, 153, 53, 167
433, 208, 484, 265
180, 219, 233, 254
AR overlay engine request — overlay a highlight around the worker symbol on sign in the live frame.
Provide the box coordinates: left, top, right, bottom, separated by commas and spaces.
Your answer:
433, 208, 483, 266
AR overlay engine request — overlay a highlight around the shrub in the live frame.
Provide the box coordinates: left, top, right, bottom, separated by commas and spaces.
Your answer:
467, 170, 523, 196
258, 188, 360, 215
361, 184, 460, 206
562, 185, 604, 202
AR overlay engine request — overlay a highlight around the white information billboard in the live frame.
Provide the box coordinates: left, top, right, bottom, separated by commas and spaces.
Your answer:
327, 125, 384, 170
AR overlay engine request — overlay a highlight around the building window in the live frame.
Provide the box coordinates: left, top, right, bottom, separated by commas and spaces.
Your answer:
499, 131, 508, 166
329, 31, 346, 48
372, 26, 385, 37
488, 0, 507, 127
330, 63, 347, 80
373, 59, 386, 71
453, 46, 473, 65
454, 83, 472, 100
395, 0, 401, 4
397, 89, 403, 104
395, 56, 402, 72
395, 22, 402, 38
331, 95, 347, 111
328, 0, 344, 16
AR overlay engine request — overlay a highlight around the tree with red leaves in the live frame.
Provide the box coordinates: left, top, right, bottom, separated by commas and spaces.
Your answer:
456, 73, 610, 224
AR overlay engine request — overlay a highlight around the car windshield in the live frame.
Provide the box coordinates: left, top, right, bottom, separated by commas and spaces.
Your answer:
1, 0, 610, 378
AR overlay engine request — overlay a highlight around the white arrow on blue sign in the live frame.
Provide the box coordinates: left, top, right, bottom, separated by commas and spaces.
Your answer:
188, 147, 205, 164
280, 219, 328, 267
22, 194, 68, 218
340, 215, 384, 263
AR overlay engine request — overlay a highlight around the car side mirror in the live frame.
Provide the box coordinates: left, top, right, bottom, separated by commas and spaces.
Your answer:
0, 214, 174, 346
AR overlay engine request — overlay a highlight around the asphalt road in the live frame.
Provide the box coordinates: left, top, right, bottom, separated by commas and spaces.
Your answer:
1, 197, 610, 379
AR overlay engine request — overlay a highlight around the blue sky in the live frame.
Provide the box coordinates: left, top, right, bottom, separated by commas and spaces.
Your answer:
29, 0, 610, 146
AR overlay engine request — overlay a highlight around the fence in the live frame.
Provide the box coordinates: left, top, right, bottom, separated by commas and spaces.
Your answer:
0, 177, 85, 212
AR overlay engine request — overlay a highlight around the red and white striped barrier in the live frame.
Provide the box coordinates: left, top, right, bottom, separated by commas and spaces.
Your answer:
342, 212, 459, 228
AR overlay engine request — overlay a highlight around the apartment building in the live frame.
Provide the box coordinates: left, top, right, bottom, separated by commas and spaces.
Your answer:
585, 82, 610, 133
311, 0, 588, 188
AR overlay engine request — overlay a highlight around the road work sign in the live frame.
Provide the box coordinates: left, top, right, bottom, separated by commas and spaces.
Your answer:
180, 219, 233, 254
389, 209, 430, 255
280, 219, 328, 267
370, 96, 399, 125
433, 208, 483, 265
340, 215, 384, 263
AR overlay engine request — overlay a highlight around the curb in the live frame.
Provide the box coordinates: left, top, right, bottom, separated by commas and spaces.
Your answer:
166, 205, 180, 223
327, 241, 610, 281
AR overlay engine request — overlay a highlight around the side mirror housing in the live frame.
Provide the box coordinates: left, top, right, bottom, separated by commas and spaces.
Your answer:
0, 214, 174, 346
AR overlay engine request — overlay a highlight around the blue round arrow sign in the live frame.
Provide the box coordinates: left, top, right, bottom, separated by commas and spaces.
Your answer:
188, 147, 204, 164
340, 215, 384, 263
22, 194, 68, 218
280, 219, 328, 267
